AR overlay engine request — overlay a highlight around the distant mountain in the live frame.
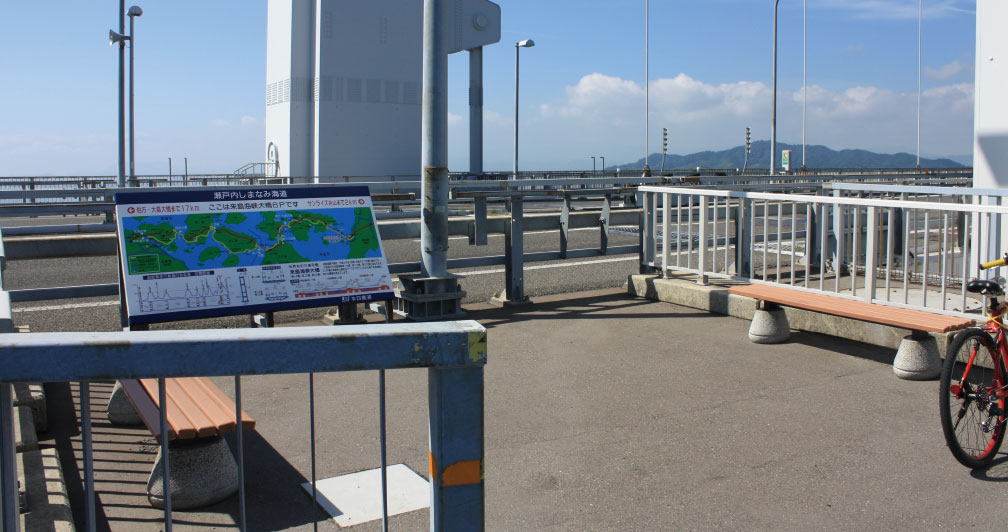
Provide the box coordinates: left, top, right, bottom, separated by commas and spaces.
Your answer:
608, 141, 966, 171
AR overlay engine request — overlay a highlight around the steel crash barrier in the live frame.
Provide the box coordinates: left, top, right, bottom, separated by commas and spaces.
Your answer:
638, 185, 1008, 319
0, 321, 488, 532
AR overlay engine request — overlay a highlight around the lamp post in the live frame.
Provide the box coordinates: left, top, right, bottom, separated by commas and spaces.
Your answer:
600, 156, 605, 174
513, 39, 535, 180
127, 6, 142, 186
771, 0, 779, 175
591, 156, 596, 175
917, 0, 922, 168
802, 0, 806, 168
643, 0, 650, 176
111, 0, 126, 188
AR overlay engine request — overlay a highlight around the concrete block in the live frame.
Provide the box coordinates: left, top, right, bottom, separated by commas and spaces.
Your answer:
749, 308, 791, 344
147, 436, 239, 510
15, 405, 38, 453
18, 448, 74, 532
892, 334, 942, 380
106, 380, 142, 426
13, 383, 46, 433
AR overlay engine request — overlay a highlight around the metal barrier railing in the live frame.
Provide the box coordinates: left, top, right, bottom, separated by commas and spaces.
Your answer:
639, 185, 1008, 319
0, 315, 488, 531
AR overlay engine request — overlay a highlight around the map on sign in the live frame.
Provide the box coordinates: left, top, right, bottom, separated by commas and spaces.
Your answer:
114, 186, 393, 325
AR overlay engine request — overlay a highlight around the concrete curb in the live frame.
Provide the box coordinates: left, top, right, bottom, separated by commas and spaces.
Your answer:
18, 448, 75, 532
15, 406, 38, 453
14, 383, 47, 433
627, 274, 958, 357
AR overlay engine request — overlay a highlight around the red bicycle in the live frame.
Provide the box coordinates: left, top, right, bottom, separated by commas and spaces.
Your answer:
940, 254, 1008, 468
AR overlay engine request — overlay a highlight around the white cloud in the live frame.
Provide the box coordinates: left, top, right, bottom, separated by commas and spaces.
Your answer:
211, 118, 230, 128
926, 60, 970, 81
447, 112, 464, 127
240, 115, 259, 127
471, 72, 975, 170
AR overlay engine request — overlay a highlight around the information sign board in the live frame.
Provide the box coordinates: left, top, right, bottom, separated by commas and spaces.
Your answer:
114, 186, 393, 325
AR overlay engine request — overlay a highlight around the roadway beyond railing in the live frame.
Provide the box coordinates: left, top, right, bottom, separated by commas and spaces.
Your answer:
0, 318, 488, 532
638, 184, 1008, 319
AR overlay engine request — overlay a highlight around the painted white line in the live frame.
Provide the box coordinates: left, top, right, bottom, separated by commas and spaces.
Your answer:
456, 256, 637, 277
12, 255, 637, 310
14, 300, 120, 313
414, 227, 601, 242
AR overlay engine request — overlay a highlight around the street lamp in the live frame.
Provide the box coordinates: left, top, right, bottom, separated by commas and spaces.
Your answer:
127, 6, 142, 186
917, 0, 922, 168
771, 0, 779, 175
513, 39, 534, 180
109, 0, 127, 188
591, 156, 596, 175
600, 156, 605, 174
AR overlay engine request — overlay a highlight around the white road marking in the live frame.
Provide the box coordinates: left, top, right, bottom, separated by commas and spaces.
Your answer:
12, 255, 638, 310
414, 227, 601, 242
455, 256, 637, 277
14, 300, 120, 313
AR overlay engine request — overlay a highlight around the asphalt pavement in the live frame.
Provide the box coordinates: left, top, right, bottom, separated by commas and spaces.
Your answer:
40, 287, 1008, 531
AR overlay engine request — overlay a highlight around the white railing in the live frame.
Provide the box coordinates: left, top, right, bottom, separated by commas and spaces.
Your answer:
639, 185, 1008, 319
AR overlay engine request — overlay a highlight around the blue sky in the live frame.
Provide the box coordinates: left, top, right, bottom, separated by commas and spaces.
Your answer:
0, 0, 976, 175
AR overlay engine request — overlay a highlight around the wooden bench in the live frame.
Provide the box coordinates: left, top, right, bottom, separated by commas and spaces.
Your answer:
727, 283, 975, 380
111, 377, 255, 509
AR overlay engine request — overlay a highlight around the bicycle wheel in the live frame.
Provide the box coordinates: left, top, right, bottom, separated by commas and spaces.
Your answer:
940, 328, 1007, 469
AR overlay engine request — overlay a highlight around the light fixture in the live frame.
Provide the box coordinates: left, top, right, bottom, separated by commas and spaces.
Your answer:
517, 39, 534, 48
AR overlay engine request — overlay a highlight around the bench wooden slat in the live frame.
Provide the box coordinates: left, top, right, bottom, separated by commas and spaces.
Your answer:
160, 378, 221, 438
191, 377, 255, 433
121, 378, 179, 441
728, 284, 974, 333
139, 379, 200, 440
125, 377, 256, 441
180, 378, 236, 435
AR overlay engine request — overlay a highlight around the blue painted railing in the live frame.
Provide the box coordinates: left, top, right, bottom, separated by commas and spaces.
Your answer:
0, 321, 488, 532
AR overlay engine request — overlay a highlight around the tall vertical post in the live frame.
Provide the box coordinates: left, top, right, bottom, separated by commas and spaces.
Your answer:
129, 12, 137, 186
428, 367, 485, 531
513, 44, 520, 180
802, 0, 806, 168
644, 0, 650, 174
771, 0, 779, 175
117, 0, 126, 188
421, 0, 449, 279
917, 0, 922, 168
469, 47, 484, 177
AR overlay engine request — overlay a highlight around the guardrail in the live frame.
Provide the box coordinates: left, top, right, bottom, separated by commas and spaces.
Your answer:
0, 307, 488, 531
638, 184, 1008, 319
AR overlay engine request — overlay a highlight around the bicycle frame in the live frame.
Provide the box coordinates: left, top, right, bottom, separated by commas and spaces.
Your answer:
955, 300, 1008, 405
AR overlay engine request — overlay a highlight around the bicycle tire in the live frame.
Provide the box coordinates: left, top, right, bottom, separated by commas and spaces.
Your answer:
940, 328, 1007, 469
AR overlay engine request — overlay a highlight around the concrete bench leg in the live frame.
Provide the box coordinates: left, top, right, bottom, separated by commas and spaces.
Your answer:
892, 331, 941, 380
106, 381, 142, 425
147, 436, 239, 509
748, 303, 790, 344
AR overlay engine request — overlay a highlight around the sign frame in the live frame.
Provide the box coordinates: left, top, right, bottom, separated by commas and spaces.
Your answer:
114, 185, 394, 326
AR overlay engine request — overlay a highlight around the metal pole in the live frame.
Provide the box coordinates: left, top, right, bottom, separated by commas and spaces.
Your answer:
379, 370, 389, 532
235, 376, 246, 532
421, 0, 449, 278
0, 385, 15, 532
917, 0, 922, 168
802, 0, 806, 168
644, 0, 649, 173
117, 0, 126, 188
469, 47, 483, 177
592, 156, 596, 175
168, 157, 172, 179
81, 382, 96, 532
513, 43, 520, 180
600, 156, 604, 174
129, 13, 136, 187
771, 0, 779, 175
